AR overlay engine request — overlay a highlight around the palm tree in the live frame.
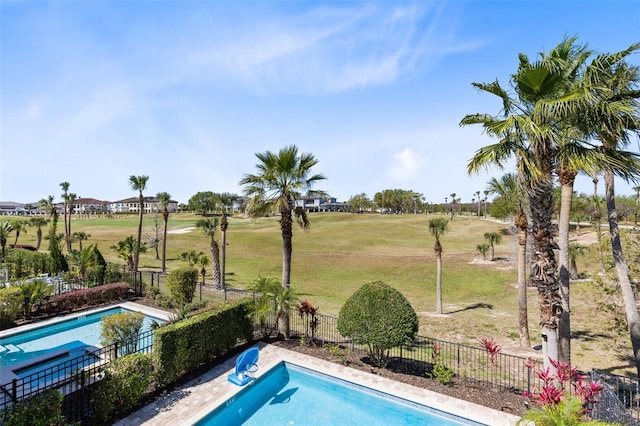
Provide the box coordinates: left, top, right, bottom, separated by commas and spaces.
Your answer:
449, 193, 456, 219
475, 190, 481, 216
66, 192, 77, 252
129, 175, 149, 274
28, 217, 48, 251
476, 243, 489, 260
487, 173, 531, 348
10, 220, 26, 246
591, 176, 606, 273
60, 182, 70, 252
240, 145, 327, 288
568, 243, 587, 280
634, 185, 640, 226
196, 218, 222, 289
428, 217, 448, 314
156, 192, 171, 273
220, 212, 228, 289
580, 48, 640, 375
72, 231, 91, 251
110, 235, 145, 271
0, 221, 13, 260
461, 38, 586, 368
483, 232, 502, 261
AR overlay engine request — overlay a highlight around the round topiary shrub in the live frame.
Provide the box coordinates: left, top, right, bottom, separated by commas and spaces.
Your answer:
337, 281, 418, 367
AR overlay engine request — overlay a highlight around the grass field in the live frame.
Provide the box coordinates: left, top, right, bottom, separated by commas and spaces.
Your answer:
13, 212, 635, 375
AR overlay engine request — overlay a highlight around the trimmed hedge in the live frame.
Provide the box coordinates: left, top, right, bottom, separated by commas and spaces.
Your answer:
153, 299, 253, 386
48, 282, 131, 312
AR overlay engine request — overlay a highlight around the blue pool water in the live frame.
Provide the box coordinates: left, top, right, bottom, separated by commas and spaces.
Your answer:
194, 362, 483, 425
0, 307, 163, 368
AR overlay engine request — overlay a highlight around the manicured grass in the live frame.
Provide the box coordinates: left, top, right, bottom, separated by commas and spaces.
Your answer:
13, 212, 631, 374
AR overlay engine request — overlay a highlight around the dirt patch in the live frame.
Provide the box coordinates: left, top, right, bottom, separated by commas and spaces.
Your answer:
271, 339, 527, 417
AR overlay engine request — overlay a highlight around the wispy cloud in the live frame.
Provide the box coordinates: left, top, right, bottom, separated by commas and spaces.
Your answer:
181, 2, 456, 95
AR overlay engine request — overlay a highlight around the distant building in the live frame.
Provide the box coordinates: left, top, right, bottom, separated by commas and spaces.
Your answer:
110, 196, 179, 214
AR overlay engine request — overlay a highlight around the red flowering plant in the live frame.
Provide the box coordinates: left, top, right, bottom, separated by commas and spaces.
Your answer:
298, 299, 319, 344
522, 357, 604, 414
478, 337, 502, 364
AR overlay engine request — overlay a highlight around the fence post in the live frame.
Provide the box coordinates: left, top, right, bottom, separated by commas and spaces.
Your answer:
11, 378, 16, 402
457, 343, 461, 376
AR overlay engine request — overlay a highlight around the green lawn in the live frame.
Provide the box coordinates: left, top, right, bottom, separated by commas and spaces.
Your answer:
13, 211, 632, 374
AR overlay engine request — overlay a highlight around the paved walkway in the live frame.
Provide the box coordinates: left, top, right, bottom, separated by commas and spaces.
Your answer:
115, 342, 520, 426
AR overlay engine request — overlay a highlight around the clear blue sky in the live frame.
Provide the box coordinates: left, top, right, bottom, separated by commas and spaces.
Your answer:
2, 1, 639, 205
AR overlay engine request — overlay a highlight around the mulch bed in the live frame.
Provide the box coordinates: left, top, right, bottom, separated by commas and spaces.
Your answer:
270, 338, 528, 417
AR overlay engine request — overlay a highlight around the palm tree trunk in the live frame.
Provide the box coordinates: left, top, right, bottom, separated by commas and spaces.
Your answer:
557, 174, 576, 365
210, 240, 221, 289
593, 176, 606, 274
604, 169, 640, 377
515, 212, 531, 348
161, 212, 168, 273
36, 228, 42, 251
436, 255, 443, 314
528, 178, 561, 372
133, 196, 144, 273
281, 205, 293, 288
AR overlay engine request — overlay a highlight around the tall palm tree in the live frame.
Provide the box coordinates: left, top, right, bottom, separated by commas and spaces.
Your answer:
66, 192, 77, 252
475, 190, 481, 216
196, 217, 222, 289
428, 217, 448, 314
591, 176, 606, 273
483, 232, 502, 261
487, 172, 531, 347
129, 175, 149, 274
60, 182, 71, 252
28, 216, 48, 251
156, 192, 171, 273
578, 48, 640, 375
220, 212, 228, 289
240, 145, 327, 288
461, 38, 586, 369
449, 193, 456, 219
39, 195, 59, 251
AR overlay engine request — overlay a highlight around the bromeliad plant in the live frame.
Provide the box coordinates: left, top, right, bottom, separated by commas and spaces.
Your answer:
479, 337, 501, 364
520, 357, 605, 424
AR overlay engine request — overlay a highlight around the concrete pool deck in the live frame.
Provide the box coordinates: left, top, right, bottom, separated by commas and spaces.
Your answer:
114, 342, 520, 426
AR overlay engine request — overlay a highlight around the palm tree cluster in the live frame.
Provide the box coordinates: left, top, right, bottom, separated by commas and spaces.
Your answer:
462, 37, 640, 374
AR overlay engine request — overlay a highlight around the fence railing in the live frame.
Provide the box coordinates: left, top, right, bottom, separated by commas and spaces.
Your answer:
0, 328, 155, 423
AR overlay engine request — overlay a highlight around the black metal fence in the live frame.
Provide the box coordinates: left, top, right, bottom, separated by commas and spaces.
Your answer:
0, 329, 155, 423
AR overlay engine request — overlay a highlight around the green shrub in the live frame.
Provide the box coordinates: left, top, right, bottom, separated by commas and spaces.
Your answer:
101, 311, 144, 355
4, 249, 52, 280
92, 353, 153, 424
337, 281, 418, 367
154, 293, 173, 309
166, 266, 198, 306
1, 389, 68, 426
13, 279, 52, 318
50, 282, 130, 312
430, 364, 454, 384
153, 299, 253, 387
0, 287, 22, 329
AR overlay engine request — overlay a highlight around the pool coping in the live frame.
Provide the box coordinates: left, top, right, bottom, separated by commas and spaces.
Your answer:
114, 342, 521, 426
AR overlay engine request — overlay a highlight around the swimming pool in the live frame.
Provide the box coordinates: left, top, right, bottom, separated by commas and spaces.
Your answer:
0, 306, 163, 369
193, 361, 483, 425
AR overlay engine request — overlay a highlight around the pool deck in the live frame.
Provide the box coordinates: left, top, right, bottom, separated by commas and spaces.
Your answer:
114, 342, 521, 426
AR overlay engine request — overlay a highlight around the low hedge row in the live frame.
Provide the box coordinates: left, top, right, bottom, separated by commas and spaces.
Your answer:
48, 282, 131, 312
153, 299, 253, 386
